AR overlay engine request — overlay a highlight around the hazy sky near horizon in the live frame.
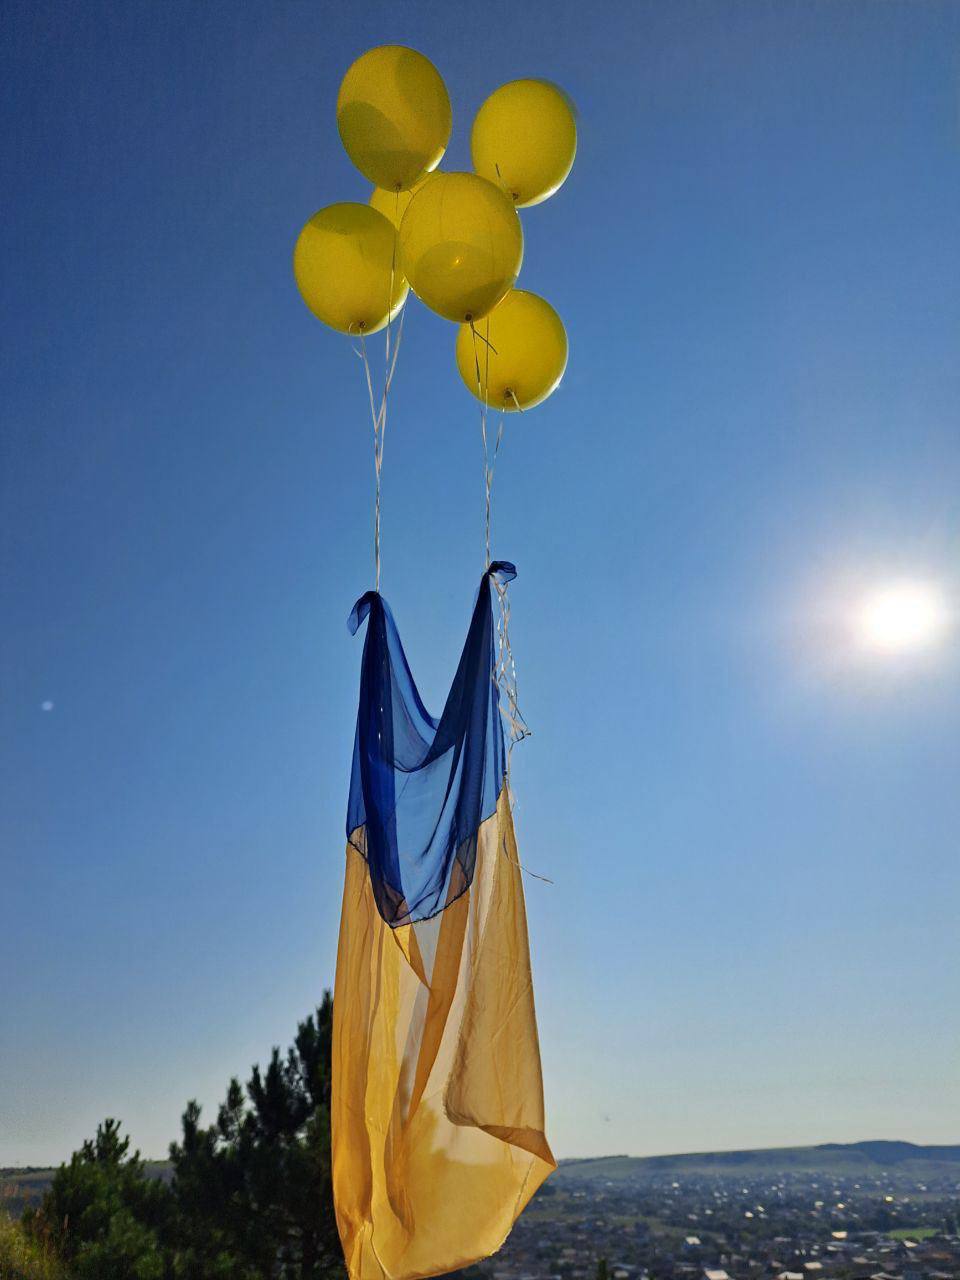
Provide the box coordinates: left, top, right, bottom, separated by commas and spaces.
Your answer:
2, 0, 959, 1167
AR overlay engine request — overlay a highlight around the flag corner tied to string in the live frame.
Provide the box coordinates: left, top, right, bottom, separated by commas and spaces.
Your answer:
333, 560, 556, 1280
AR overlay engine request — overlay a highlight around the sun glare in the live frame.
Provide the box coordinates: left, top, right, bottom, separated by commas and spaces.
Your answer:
855, 581, 951, 655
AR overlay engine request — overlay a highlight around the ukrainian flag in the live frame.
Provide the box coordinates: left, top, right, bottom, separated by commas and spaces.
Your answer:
333, 564, 555, 1280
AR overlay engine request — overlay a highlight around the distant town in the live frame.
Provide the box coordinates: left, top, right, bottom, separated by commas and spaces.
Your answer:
465, 1143, 960, 1280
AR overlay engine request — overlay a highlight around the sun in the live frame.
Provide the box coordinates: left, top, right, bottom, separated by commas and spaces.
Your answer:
856, 581, 952, 654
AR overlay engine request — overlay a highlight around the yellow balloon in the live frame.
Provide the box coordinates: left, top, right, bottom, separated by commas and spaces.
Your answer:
337, 46, 451, 192
293, 203, 407, 336
368, 173, 433, 229
455, 289, 568, 411
399, 172, 523, 323
471, 79, 577, 208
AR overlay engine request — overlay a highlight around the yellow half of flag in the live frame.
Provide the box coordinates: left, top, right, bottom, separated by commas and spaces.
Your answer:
333, 790, 555, 1280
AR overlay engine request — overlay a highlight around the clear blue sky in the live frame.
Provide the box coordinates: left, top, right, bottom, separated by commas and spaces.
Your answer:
2, 0, 959, 1167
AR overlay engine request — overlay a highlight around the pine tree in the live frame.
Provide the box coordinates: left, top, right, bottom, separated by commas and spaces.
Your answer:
166, 995, 341, 1279
27, 1118, 170, 1279
26, 999, 341, 1279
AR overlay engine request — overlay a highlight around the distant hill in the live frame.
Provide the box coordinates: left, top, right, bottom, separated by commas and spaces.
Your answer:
555, 1141, 960, 1182
0, 1160, 170, 1218
4, 1142, 959, 1217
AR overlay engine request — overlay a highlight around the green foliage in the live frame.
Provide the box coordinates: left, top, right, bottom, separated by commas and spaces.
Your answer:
24, 1119, 169, 1279
0, 1210, 65, 1280
165, 994, 340, 1280
23, 996, 342, 1280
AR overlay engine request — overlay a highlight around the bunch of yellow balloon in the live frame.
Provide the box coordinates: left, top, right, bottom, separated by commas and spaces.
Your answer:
292, 46, 575, 414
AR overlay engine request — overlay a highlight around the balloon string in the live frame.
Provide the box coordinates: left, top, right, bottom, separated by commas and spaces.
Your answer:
468, 322, 546, 885
354, 228, 404, 593
377, 197, 398, 593
384, 190, 400, 391
469, 320, 497, 569
493, 565, 550, 885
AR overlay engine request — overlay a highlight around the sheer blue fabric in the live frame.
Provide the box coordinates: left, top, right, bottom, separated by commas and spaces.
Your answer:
346, 563, 516, 927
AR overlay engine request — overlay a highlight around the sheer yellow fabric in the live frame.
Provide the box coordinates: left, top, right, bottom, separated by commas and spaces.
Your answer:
332, 791, 555, 1280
